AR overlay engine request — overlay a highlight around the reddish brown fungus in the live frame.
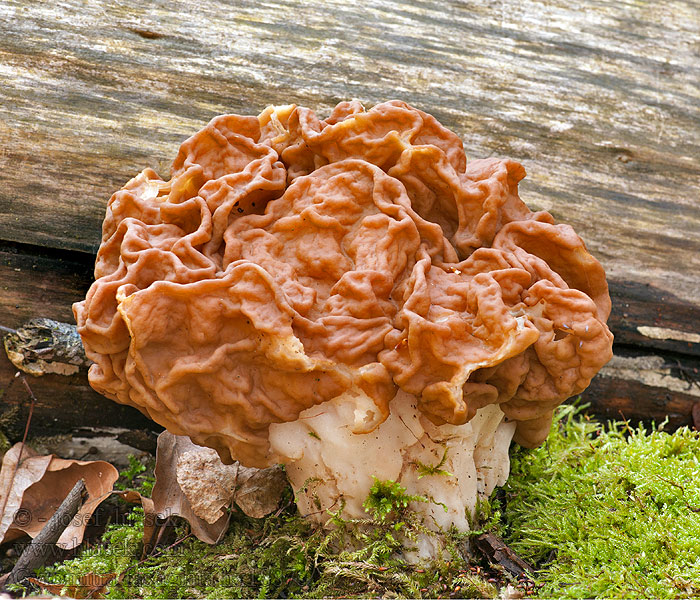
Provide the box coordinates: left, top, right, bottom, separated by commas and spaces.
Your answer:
74, 100, 613, 551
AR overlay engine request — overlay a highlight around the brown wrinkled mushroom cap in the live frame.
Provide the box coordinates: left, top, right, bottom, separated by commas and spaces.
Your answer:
74, 100, 613, 468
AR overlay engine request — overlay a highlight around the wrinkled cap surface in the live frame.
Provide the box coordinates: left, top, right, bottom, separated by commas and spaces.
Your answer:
74, 100, 613, 467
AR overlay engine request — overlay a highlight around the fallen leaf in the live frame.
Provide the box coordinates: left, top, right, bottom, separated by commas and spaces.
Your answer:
152, 433, 230, 544
233, 464, 288, 519
0, 444, 51, 544
29, 572, 116, 598
116, 490, 158, 556
176, 447, 240, 524
174, 444, 287, 520
0, 443, 119, 549
152, 432, 288, 543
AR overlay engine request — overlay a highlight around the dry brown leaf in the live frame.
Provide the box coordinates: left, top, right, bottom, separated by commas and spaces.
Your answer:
0, 444, 51, 544
115, 490, 158, 556
176, 446, 240, 524
152, 432, 288, 543
0, 443, 119, 549
29, 572, 116, 599
234, 464, 288, 519
152, 432, 230, 544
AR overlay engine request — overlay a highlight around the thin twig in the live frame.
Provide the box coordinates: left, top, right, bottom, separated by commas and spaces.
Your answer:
655, 474, 700, 512
20, 374, 39, 411
0, 324, 18, 335
152, 515, 171, 549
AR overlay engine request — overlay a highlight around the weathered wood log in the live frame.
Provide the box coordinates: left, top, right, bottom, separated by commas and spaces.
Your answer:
0, 242, 155, 439
0, 0, 698, 436
581, 351, 700, 430
1, 0, 698, 296
608, 281, 700, 358
2, 309, 698, 437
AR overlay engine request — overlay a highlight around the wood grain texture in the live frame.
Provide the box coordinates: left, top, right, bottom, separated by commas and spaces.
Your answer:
608, 280, 700, 357
0, 361, 156, 440
0, 0, 698, 434
0, 0, 698, 302
0, 243, 93, 326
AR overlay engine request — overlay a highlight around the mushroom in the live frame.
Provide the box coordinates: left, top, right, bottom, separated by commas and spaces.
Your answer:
74, 100, 613, 551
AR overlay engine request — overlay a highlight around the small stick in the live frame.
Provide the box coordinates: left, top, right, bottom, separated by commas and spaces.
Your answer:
0, 325, 18, 335
475, 532, 534, 578
2, 479, 88, 589
151, 515, 171, 550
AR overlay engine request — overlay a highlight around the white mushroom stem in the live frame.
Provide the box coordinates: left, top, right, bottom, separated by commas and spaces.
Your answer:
268, 390, 516, 556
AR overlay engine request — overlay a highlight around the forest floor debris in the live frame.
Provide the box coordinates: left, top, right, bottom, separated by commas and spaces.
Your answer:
1, 404, 699, 598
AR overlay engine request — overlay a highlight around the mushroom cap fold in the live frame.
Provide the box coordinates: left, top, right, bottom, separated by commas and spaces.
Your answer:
74, 100, 613, 466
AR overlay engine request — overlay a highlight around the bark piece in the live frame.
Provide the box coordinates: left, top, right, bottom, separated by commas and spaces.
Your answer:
475, 532, 534, 578
3, 318, 89, 376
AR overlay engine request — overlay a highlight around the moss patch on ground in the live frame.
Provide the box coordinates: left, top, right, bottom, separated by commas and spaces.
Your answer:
497, 405, 700, 598
26, 405, 700, 598
35, 484, 497, 599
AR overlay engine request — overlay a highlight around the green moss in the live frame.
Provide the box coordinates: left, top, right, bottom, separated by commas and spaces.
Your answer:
39, 491, 482, 599
499, 404, 700, 598
35, 405, 700, 599
414, 447, 454, 479
362, 477, 427, 523
38, 506, 147, 594
114, 454, 155, 496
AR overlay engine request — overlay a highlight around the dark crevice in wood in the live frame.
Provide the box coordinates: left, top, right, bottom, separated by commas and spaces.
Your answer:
0, 239, 96, 264
608, 279, 700, 357
581, 341, 699, 431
